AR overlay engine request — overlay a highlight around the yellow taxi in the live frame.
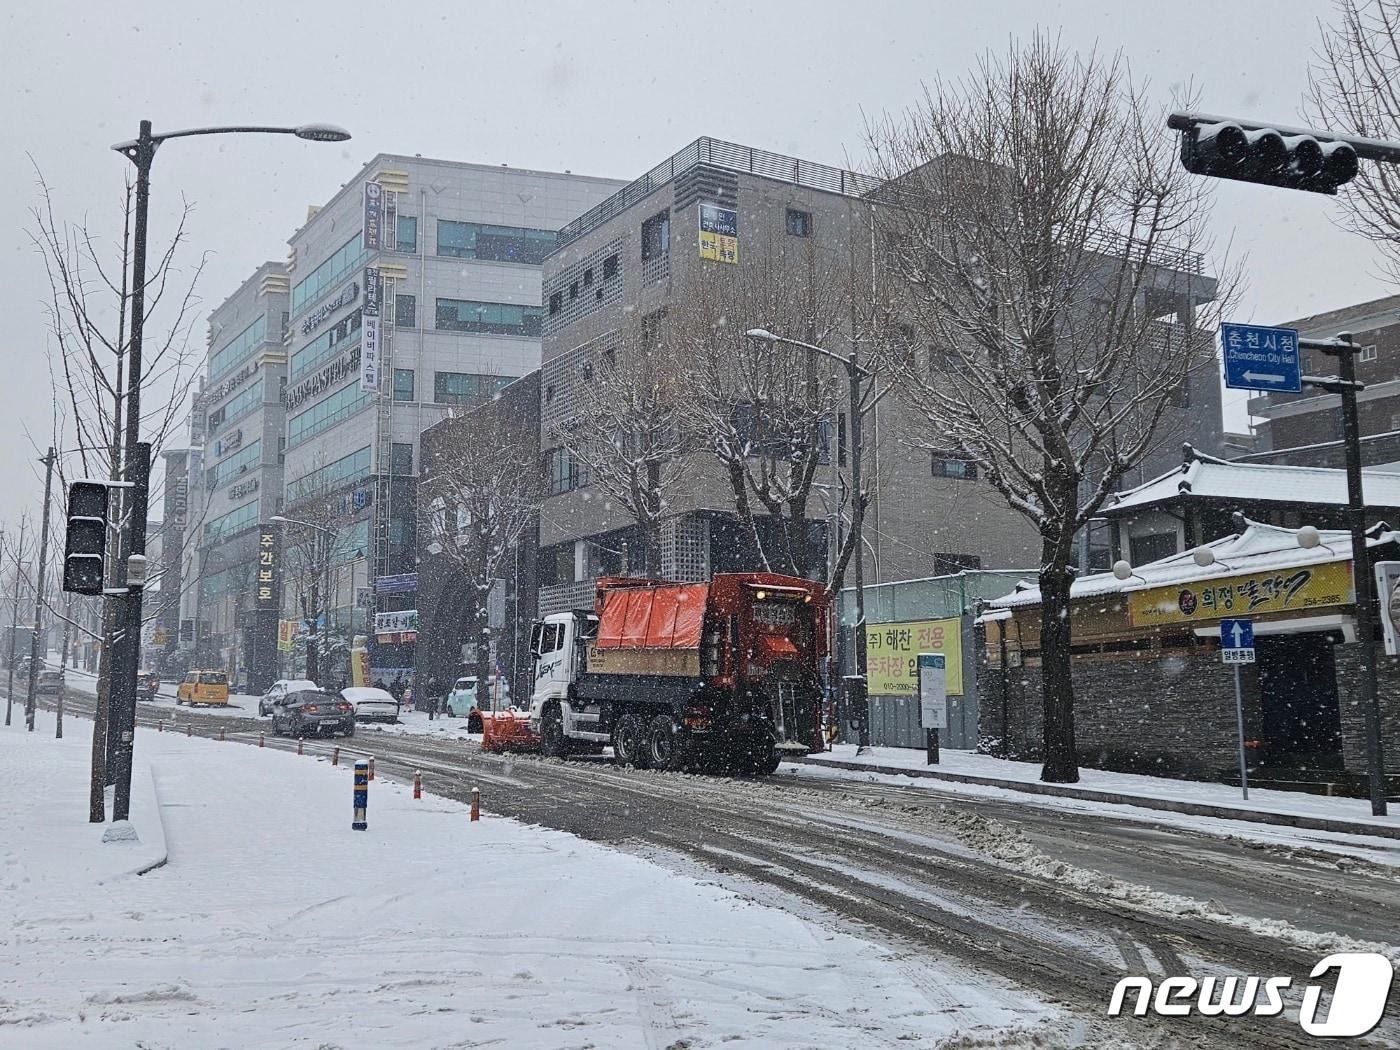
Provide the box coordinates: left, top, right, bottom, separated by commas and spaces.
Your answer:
176, 670, 230, 707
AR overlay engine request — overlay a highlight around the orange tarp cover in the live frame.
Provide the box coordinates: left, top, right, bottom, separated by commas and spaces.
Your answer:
596, 583, 709, 650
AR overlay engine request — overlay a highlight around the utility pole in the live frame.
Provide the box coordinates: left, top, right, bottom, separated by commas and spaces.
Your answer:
25, 447, 56, 732
6, 517, 27, 727
57, 592, 71, 739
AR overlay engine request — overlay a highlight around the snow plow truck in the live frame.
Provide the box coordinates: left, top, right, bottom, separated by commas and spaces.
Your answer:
527, 573, 827, 774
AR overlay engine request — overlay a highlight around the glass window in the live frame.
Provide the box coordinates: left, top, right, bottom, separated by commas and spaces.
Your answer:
285, 446, 371, 504
390, 442, 414, 476
432, 372, 514, 407
291, 232, 364, 313
393, 368, 415, 402
436, 220, 556, 263
932, 454, 978, 480
203, 499, 260, 545
209, 439, 262, 490
1361, 344, 1378, 362
1129, 531, 1178, 566
549, 291, 563, 316
395, 293, 416, 328
208, 376, 265, 437
209, 316, 265, 381
545, 446, 588, 495
290, 309, 362, 381
288, 384, 374, 446
786, 208, 812, 237
641, 210, 670, 261
396, 215, 418, 253
434, 298, 543, 337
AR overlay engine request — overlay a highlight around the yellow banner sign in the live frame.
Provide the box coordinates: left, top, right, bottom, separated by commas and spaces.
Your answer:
277, 619, 298, 652
698, 203, 739, 264
864, 617, 963, 697
1128, 560, 1353, 627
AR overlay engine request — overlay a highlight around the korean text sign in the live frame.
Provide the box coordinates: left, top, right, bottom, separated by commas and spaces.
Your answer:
1128, 561, 1353, 627
864, 617, 963, 696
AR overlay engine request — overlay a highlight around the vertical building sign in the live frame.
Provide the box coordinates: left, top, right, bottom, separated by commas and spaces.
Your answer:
363, 181, 383, 251
256, 523, 281, 610
698, 203, 739, 264
361, 266, 382, 393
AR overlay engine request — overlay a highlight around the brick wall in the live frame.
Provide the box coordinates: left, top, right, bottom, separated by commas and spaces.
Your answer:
977, 628, 1267, 776
1332, 644, 1400, 772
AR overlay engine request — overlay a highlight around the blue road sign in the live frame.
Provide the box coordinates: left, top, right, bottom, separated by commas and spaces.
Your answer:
1220, 617, 1255, 664
1220, 323, 1302, 394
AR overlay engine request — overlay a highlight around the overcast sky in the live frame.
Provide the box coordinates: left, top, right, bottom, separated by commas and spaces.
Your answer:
1, 0, 1389, 533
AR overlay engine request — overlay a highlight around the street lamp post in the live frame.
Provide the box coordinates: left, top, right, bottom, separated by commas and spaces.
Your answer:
271, 515, 336, 685
746, 328, 874, 751
106, 120, 349, 823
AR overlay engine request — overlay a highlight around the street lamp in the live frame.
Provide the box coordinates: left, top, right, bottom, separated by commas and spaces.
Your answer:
105, 120, 349, 824
745, 327, 877, 752
270, 515, 337, 685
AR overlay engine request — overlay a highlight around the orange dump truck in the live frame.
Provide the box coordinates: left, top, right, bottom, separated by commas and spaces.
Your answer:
526, 573, 827, 774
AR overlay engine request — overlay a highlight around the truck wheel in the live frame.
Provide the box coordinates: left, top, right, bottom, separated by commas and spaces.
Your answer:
540, 704, 566, 758
646, 714, 683, 771
613, 713, 649, 769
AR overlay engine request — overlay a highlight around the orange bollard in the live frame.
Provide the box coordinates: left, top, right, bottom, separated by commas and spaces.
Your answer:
158, 720, 163, 733
413, 771, 422, 800
332, 746, 339, 767
297, 739, 304, 756
186, 723, 192, 737
470, 786, 480, 822
368, 757, 375, 782
259, 733, 265, 748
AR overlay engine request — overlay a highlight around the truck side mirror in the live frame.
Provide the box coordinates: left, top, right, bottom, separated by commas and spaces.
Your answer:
529, 649, 541, 660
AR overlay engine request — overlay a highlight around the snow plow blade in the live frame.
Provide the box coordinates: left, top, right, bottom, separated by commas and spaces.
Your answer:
480, 710, 539, 753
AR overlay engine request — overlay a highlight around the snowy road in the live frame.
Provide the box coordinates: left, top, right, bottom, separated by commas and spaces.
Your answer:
46, 690, 1400, 1047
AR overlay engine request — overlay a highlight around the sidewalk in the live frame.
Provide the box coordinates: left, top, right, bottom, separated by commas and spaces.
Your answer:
799, 745, 1400, 840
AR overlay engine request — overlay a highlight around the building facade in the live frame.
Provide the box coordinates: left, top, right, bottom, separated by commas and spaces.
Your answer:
278, 155, 621, 683
1249, 294, 1400, 462
194, 263, 290, 688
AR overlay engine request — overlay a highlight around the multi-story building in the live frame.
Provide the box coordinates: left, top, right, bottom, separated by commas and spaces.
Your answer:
194, 262, 290, 689
279, 155, 621, 682
534, 136, 1223, 616
1248, 294, 1400, 466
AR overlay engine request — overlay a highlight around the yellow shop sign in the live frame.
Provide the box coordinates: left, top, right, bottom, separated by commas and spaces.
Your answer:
1128, 560, 1353, 627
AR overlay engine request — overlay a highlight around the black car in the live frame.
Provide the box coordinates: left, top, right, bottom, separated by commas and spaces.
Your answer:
270, 689, 356, 739
135, 671, 161, 701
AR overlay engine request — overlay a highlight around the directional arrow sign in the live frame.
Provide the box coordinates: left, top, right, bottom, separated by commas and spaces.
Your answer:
1219, 617, 1255, 664
1221, 323, 1302, 393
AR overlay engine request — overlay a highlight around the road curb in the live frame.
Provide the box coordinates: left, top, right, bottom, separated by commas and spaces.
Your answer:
796, 756, 1400, 840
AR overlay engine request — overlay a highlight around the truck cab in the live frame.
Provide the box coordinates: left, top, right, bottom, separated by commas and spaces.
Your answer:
527, 611, 601, 737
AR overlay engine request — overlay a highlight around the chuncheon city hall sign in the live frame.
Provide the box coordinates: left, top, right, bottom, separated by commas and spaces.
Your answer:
1128, 561, 1353, 628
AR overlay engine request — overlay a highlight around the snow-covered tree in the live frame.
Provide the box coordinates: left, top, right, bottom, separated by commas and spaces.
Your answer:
1310, 0, 1400, 280
422, 401, 540, 711
551, 319, 692, 578
868, 37, 1230, 782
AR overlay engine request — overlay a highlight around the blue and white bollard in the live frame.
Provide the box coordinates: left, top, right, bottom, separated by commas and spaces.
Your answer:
352, 760, 369, 831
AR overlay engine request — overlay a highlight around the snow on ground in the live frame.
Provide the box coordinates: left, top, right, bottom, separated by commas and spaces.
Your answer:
0, 713, 1058, 1049
806, 743, 1400, 833
358, 709, 482, 741
786, 755, 1400, 869
59, 664, 260, 718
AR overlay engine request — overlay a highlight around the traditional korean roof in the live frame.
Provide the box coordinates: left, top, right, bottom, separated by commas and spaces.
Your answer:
989, 519, 1398, 610
1103, 445, 1400, 515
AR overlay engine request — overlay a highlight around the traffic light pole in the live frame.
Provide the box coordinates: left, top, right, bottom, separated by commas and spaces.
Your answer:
24, 447, 56, 732
1301, 335, 1388, 816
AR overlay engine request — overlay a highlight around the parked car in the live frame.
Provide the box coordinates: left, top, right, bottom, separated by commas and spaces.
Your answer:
135, 671, 161, 701
446, 676, 510, 728
270, 689, 355, 738
341, 686, 400, 724
35, 669, 65, 696
176, 670, 230, 706
259, 678, 319, 717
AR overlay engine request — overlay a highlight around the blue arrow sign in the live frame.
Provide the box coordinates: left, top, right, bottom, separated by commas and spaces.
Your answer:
1220, 323, 1302, 393
1220, 617, 1253, 650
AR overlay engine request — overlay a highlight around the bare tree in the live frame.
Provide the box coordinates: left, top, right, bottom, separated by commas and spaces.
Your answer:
1309, 0, 1400, 280
552, 321, 692, 577
422, 402, 540, 711
674, 238, 853, 583
29, 164, 207, 819
868, 37, 1229, 782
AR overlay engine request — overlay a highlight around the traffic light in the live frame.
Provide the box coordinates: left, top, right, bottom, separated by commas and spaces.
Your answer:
1179, 120, 1359, 195
63, 481, 109, 595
